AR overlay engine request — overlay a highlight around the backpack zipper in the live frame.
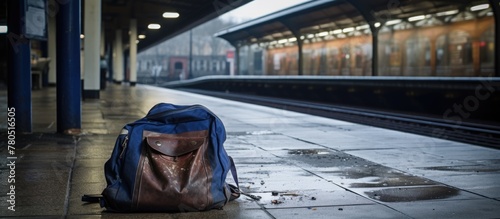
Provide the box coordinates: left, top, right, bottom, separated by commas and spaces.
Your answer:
146, 104, 222, 122
119, 135, 129, 159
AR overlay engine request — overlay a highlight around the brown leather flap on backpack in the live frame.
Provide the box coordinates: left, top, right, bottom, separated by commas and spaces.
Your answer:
143, 130, 209, 157
146, 136, 205, 157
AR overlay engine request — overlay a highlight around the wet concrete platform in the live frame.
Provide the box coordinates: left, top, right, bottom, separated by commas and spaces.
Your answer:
1, 84, 499, 218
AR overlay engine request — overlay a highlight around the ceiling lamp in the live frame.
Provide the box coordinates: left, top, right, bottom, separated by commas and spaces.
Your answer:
385, 19, 402, 25
317, 31, 329, 37
148, 24, 161, 29
408, 15, 426, 22
163, 12, 180, 18
436, 9, 459, 17
342, 27, 354, 33
470, 4, 489, 11
0, 25, 7, 33
138, 34, 146, 39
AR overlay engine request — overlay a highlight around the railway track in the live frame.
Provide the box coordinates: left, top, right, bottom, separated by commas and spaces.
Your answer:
180, 88, 500, 149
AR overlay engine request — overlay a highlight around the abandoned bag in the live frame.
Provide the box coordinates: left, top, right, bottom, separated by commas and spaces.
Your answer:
100, 103, 240, 212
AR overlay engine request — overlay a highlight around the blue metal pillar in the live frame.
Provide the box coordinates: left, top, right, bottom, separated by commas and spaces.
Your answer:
7, 0, 32, 133
56, 0, 81, 133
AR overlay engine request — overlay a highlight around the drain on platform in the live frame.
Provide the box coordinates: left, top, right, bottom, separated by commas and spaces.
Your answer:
364, 185, 460, 202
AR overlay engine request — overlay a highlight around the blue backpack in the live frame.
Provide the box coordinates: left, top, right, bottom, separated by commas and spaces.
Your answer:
98, 103, 242, 212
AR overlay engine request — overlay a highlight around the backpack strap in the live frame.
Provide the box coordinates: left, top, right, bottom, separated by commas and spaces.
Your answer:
228, 157, 261, 201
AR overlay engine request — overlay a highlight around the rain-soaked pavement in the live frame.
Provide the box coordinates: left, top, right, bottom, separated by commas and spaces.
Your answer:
1, 84, 500, 218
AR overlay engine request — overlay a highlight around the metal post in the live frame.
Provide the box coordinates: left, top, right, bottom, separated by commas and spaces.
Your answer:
297, 37, 304, 76
489, 0, 500, 77
189, 29, 193, 79
129, 18, 137, 85
232, 43, 240, 75
372, 29, 379, 76
83, 0, 101, 98
48, 14, 57, 85
113, 29, 124, 83
7, 0, 32, 133
348, 0, 379, 76
56, 0, 81, 133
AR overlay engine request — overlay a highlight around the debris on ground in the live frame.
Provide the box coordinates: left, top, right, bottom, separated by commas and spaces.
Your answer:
281, 193, 300, 196
271, 199, 283, 204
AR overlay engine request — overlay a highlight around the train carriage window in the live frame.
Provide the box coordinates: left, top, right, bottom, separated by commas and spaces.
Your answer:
436, 30, 474, 76
290, 51, 298, 75
309, 48, 318, 75
480, 25, 494, 76
340, 44, 351, 75
354, 46, 363, 68
328, 47, 340, 75
405, 36, 430, 76
378, 37, 402, 76
254, 51, 263, 74
302, 50, 311, 75
319, 48, 328, 75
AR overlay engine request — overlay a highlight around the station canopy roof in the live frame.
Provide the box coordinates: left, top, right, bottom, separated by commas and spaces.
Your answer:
214, 0, 485, 46
100, 0, 252, 52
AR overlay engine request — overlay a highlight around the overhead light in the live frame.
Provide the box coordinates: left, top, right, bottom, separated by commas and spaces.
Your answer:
163, 12, 180, 18
386, 19, 402, 25
148, 23, 161, 29
317, 31, 329, 37
408, 15, 426, 22
470, 4, 490, 11
80, 34, 84, 39
288, 37, 297, 42
374, 22, 381, 27
278, 39, 288, 44
307, 34, 314, 38
436, 9, 459, 16
356, 24, 369, 30
0, 25, 7, 33
342, 27, 354, 33
138, 34, 146, 39
331, 29, 342, 34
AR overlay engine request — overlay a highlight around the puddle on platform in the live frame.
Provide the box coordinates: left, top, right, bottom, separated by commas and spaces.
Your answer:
365, 185, 460, 202
287, 148, 437, 188
288, 149, 331, 155
342, 166, 435, 188
226, 130, 277, 136
421, 165, 500, 173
